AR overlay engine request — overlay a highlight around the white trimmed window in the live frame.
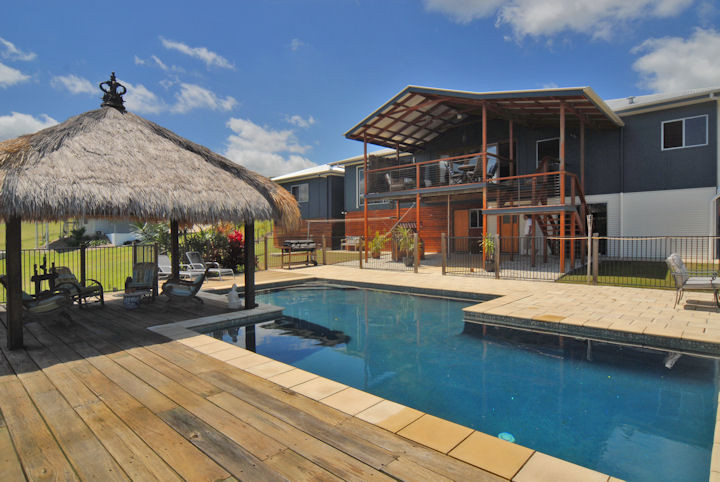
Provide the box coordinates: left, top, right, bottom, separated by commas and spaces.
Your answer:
662, 115, 708, 150
291, 183, 309, 203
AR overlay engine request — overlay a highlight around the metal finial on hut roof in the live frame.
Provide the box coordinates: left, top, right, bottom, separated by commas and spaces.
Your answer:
99, 72, 126, 112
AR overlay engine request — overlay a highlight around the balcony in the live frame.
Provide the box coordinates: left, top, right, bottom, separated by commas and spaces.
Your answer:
364, 153, 586, 217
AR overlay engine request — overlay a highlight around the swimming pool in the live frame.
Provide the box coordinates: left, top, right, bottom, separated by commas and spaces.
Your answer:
200, 284, 718, 481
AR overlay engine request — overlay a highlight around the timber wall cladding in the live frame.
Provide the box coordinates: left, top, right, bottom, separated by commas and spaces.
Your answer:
345, 203, 448, 252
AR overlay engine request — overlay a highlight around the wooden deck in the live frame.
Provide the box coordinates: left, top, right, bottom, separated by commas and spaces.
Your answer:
0, 294, 500, 481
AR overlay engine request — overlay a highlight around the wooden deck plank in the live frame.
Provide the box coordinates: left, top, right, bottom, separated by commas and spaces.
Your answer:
208, 391, 393, 481
0, 324, 129, 481
36, 320, 232, 481
106, 351, 286, 462
13, 371, 129, 481
159, 406, 286, 482
72, 309, 399, 480
22, 323, 183, 482
264, 449, 343, 482
0, 378, 78, 481
0, 407, 26, 481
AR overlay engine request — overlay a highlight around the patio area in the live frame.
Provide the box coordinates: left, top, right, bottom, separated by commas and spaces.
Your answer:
0, 279, 502, 481
4, 266, 720, 480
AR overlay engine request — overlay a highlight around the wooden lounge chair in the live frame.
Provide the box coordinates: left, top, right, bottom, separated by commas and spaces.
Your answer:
666, 253, 720, 308
0, 275, 72, 319
161, 268, 208, 304
125, 262, 157, 300
55, 266, 104, 308
185, 251, 234, 280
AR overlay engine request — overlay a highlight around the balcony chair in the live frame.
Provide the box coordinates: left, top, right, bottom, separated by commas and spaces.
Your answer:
55, 266, 104, 308
125, 262, 157, 301
161, 268, 209, 304
185, 251, 234, 280
665, 253, 720, 308
0, 275, 72, 319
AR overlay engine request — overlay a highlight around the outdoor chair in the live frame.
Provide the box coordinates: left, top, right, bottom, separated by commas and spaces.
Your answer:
55, 266, 104, 308
665, 253, 720, 308
157, 254, 193, 280
185, 251, 234, 280
125, 262, 157, 301
161, 268, 209, 304
0, 275, 72, 319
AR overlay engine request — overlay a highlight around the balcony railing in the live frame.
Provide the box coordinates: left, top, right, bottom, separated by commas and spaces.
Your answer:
366, 152, 509, 196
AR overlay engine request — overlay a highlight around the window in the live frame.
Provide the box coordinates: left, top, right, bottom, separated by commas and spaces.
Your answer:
536, 138, 559, 167
662, 115, 708, 150
469, 209, 482, 229
290, 183, 308, 203
357, 167, 387, 207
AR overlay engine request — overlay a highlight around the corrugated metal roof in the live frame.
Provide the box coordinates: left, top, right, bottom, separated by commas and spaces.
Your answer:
271, 163, 344, 182
606, 85, 720, 113
345, 85, 624, 151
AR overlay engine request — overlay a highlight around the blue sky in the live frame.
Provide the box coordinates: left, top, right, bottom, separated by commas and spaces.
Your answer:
0, 0, 718, 177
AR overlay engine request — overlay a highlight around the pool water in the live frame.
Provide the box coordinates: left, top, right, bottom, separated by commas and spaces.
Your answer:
201, 285, 719, 481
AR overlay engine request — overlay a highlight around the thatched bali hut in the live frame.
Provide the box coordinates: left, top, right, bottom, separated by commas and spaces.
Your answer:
0, 73, 300, 349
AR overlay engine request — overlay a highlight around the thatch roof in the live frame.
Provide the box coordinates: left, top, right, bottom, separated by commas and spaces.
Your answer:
0, 106, 300, 228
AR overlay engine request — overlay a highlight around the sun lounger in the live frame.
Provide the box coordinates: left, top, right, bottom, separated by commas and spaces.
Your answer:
185, 251, 234, 280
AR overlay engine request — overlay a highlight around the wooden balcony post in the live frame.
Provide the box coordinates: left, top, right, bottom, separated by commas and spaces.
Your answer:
592, 233, 599, 284
244, 221, 256, 310
322, 235, 327, 265
413, 232, 419, 273
363, 134, 368, 262
441, 233, 447, 275
494, 233, 500, 279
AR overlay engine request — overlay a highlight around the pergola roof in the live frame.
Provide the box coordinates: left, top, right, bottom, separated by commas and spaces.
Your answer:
345, 85, 624, 152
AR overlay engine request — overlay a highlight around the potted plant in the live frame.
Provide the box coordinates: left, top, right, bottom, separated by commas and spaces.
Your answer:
479, 233, 496, 272
395, 226, 415, 267
369, 231, 386, 259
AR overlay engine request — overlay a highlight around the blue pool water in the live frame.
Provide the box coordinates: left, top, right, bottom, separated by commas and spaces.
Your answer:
202, 285, 719, 481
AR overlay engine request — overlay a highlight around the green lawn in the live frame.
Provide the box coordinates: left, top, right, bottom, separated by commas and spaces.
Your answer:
558, 259, 719, 289
0, 221, 65, 250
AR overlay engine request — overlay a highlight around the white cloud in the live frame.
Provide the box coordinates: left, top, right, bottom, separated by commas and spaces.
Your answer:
134, 55, 145, 65
172, 83, 237, 114
0, 37, 36, 61
285, 114, 315, 128
51, 74, 95, 95
160, 37, 235, 70
632, 28, 720, 92
0, 112, 57, 141
423, 0, 693, 40
497, 0, 692, 40
0, 62, 29, 87
151, 55, 169, 71
290, 38, 305, 51
423, 0, 505, 24
122, 81, 166, 114
223, 117, 316, 177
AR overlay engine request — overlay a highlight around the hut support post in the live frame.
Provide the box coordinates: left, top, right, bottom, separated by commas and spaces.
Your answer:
244, 221, 256, 310
170, 220, 180, 279
6, 216, 23, 350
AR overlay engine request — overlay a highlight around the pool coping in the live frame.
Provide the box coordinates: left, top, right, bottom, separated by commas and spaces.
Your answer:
148, 284, 628, 481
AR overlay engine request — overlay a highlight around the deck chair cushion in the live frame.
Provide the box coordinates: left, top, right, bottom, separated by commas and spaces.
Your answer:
666, 253, 689, 287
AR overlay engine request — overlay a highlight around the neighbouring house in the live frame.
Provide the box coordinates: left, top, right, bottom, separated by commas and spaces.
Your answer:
271, 163, 346, 247
79, 218, 139, 245
327, 84, 720, 267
